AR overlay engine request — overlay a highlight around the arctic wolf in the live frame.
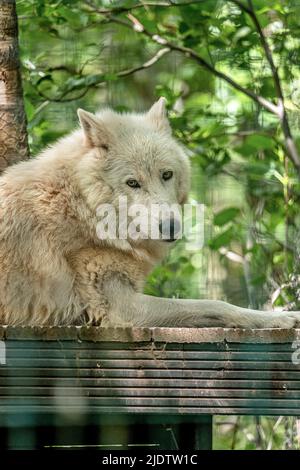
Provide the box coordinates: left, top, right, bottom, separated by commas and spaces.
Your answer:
0, 97, 299, 328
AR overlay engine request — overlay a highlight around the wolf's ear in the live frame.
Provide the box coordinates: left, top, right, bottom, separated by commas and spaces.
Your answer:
77, 108, 111, 149
146, 97, 171, 134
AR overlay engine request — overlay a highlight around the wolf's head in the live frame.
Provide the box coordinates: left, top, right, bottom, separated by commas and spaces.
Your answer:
76, 98, 190, 252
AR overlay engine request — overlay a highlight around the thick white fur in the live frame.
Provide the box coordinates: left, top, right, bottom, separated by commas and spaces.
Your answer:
0, 98, 299, 328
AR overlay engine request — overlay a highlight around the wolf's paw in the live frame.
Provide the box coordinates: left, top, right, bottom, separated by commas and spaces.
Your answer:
269, 312, 300, 329
84, 306, 107, 326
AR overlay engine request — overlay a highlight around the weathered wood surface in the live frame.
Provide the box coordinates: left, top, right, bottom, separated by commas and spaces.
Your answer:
0, 327, 300, 417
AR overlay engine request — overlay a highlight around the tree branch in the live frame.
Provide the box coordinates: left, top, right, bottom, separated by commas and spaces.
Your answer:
109, 13, 279, 116
112, 46, 170, 78
85, 0, 300, 176
84, 0, 203, 15
36, 47, 170, 102
108, 6, 300, 177
231, 0, 300, 174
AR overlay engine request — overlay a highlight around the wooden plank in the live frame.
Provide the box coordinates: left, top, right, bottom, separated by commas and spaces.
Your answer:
0, 386, 299, 399
2, 326, 300, 343
1, 368, 300, 380
4, 349, 296, 361
151, 328, 300, 344
3, 326, 153, 342
0, 405, 299, 416
182, 343, 295, 352
1, 377, 299, 389
3, 358, 300, 370
1, 396, 300, 408
6, 341, 297, 352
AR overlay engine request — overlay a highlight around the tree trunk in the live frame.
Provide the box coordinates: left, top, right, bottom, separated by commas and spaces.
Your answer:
0, 0, 29, 171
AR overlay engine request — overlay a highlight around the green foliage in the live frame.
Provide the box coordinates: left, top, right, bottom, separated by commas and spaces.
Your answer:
16, 0, 300, 448
214, 416, 300, 450
214, 207, 240, 226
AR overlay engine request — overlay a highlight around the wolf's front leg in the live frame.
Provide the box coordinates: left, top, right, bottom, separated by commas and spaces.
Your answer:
104, 278, 300, 329
70, 248, 300, 329
70, 247, 146, 326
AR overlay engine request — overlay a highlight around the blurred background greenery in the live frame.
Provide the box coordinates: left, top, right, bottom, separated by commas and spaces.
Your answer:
16, 0, 300, 449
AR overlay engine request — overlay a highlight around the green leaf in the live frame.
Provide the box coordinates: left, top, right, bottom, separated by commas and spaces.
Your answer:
236, 134, 275, 156
209, 227, 234, 250
245, 134, 275, 149
24, 98, 35, 121
214, 207, 240, 226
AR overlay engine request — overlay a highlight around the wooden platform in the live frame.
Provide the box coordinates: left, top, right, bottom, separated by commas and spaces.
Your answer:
0, 326, 300, 416
0, 326, 299, 448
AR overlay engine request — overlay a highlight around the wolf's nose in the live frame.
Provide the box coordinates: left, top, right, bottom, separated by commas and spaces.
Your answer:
159, 218, 181, 242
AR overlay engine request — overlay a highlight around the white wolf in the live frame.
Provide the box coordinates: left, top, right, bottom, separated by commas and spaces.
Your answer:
0, 97, 299, 328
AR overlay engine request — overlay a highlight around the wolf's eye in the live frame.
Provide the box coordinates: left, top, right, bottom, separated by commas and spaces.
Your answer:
162, 170, 173, 181
126, 179, 141, 188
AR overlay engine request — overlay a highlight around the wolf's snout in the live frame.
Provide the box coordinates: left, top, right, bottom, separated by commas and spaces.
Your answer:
159, 218, 181, 242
